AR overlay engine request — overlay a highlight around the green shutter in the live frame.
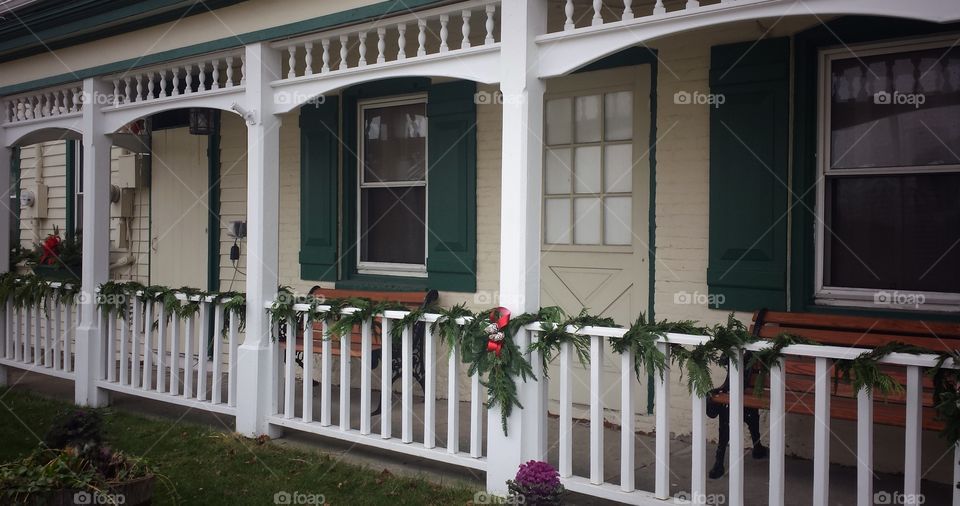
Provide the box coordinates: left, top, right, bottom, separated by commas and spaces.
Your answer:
427, 81, 477, 292
299, 97, 340, 281
707, 37, 789, 311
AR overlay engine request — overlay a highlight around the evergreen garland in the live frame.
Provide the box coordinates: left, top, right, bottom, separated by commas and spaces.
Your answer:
670, 314, 756, 397
218, 291, 246, 336
430, 303, 474, 354
528, 307, 617, 377
610, 313, 707, 382
834, 341, 930, 398
746, 333, 819, 396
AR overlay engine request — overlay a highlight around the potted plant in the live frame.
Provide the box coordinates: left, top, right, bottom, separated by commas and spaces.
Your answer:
506, 460, 565, 505
0, 410, 155, 505
30, 226, 81, 282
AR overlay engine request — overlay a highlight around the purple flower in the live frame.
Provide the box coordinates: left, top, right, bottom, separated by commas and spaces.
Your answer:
507, 460, 565, 505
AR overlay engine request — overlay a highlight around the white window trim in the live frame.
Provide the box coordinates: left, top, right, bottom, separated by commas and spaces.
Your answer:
814, 35, 960, 312
356, 94, 429, 277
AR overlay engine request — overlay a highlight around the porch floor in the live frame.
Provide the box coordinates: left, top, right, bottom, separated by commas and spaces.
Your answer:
3, 370, 952, 505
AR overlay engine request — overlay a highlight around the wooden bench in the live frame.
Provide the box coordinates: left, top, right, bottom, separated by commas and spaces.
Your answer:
705, 309, 960, 479
280, 287, 438, 396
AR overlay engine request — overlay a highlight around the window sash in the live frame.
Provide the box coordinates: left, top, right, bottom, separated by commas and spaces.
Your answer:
356, 95, 428, 274
815, 35, 960, 309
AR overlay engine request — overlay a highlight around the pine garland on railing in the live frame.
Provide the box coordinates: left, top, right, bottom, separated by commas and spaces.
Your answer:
746, 333, 819, 396
217, 291, 246, 335
834, 341, 930, 398
609, 313, 706, 382
528, 307, 617, 378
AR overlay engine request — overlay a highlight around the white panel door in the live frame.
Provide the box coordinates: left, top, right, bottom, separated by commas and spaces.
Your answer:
541, 65, 652, 415
150, 127, 208, 289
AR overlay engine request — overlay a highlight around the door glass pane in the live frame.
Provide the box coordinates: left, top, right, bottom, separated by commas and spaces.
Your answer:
545, 198, 571, 244
605, 91, 633, 141
604, 196, 632, 245
545, 148, 572, 195
829, 46, 960, 169
360, 187, 426, 264
574, 95, 602, 143
574, 146, 601, 193
362, 103, 427, 182
573, 197, 601, 245
604, 144, 632, 193
546, 97, 573, 145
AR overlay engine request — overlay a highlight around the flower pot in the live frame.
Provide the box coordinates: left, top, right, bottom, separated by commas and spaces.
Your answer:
32, 263, 81, 283
35, 474, 155, 506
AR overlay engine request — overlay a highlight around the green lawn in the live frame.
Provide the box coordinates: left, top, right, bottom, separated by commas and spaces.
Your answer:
0, 388, 478, 505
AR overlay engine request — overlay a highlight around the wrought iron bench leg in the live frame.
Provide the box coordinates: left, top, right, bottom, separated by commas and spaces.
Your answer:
707, 399, 768, 479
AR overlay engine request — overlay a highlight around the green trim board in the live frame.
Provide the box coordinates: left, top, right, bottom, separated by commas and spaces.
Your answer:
65, 140, 77, 241
0, 0, 244, 64
790, 16, 960, 322
206, 111, 222, 293
0, 0, 448, 96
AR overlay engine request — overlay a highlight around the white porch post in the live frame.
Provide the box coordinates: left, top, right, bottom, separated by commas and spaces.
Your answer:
489, 0, 547, 495
75, 77, 112, 407
236, 41, 282, 437
0, 132, 10, 387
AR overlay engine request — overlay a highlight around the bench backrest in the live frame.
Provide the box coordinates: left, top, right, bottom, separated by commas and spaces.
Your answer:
749, 310, 960, 417
308, 287, 431, 308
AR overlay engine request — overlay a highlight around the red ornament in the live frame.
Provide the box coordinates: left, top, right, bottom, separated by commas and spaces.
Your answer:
487, 340, 503, 356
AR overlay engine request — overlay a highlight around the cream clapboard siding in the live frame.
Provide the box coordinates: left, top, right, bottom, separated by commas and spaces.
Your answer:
16, 143, 149, 283
217, 112, 250, 293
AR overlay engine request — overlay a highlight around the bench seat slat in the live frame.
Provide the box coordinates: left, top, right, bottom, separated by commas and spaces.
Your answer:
757, 310, 960, 340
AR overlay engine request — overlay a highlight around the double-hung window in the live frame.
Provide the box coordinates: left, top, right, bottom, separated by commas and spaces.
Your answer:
357, 96, 428, 276
816, 36, 960, 311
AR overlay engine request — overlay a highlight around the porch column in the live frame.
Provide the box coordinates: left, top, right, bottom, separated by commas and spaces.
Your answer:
490, 0, 547, 495
75, 77, 112, 407
236, 41, 282, 437
0, 131, 9, 387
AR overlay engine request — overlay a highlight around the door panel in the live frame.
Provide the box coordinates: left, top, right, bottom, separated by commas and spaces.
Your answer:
541, 65, 652, 414
150, 127, 208, 289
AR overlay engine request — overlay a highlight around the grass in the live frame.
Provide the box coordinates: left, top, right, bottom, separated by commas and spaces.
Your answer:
0, 388, 478, 505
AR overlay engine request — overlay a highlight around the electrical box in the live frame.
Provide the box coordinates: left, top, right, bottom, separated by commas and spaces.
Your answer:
229, 220, 247, 239
116, 154, 148, 189
33, 182, 48, 219
111, 187, 135, 218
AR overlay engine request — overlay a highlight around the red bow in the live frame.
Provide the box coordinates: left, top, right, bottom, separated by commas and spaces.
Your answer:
39, 235, 61, 265
487, 340, 503, 356
490, 307, 510, 329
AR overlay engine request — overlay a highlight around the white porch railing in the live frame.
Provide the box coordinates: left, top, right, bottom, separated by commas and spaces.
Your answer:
101, 50, 245, 108
0, 282, 78, 381
266, 303, 487, 471
272, 0, 500, 83
97, 292, 239, 415
4, 84, 83, 125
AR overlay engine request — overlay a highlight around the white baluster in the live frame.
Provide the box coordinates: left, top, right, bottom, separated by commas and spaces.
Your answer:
730, 351, 745, 505
447, 338, 459, 454
593, 0, 603, 25
622, 349, 636, 492
211, 60, 220, 89
304, 43, 314, 76
185, 67, 194, 95
72, 88, 81, 112
210, 303, 222, 402
287, 46, 296, 79
339, 35, 348, 70
417, 19, 426, 57
623, 0, 634, 20
376, 27, 386, 63
196, 302, 209, 400
340, 319, 352, 431
381, 318, 392, 438
226, 57, 235, 87
812, 357, 831, 506
423, 323, 436, 448
397, 23, 407, 60
172, 69, 181, 97
49, 92, 57, 115
654, 342, 671, 499
239, 55, 246, 85
160, 70, 169, 97
485, 5, 495, 45
905, 366, 923, 506
564, 0, 575, 30
131, 297, 141, 388
301, 317, 313, 422
157, 305, 166, 392
321, 39, 331, 73
402, 322, 414, 443
439, 15, 449, 52
358, 31, 368, 67
284, 316, 296, 418
143, 300, 153, 391
59, 90, 67, 113
320, 320, 331, 425
686, 0, 700, 9
769, 358, 786, 506
653, 0, 666, 15
147, 72, 155, 100
359, 318, 372, 434
16, 99, 24, 121
136, 75, 144, 102
36, 94, 45, 118
112, 80, 120, 106
589, 337, 603, 484
125, 77, 134, 103
461, 10, 471, 49
228, 311, 239, 406
198, 62, 207, 92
